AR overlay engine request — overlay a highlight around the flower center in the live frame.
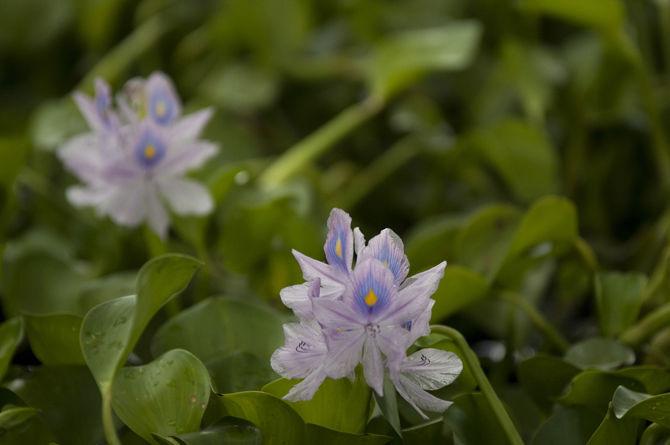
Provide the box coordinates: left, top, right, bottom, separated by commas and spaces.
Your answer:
144, 144, 157, 159
364, 289, 378, 307
155, 100, 167, 117
335, 238, 343, 258
365, 323, 381, 337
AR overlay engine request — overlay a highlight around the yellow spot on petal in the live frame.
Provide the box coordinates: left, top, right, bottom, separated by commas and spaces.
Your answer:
144, 144, 156, 159
155, 100, 166, 117
364, 289, 378, 307
383, 259, 389, 268
335, 238, 343, 258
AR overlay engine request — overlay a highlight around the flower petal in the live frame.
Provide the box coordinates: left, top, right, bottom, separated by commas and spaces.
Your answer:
58, 133, 106, 184
351, 258, 396, 321
391, 373, 452, 419
324, 208, 354, 273
279, 279, 320, 320
359, 229, 409, 286
353, 227, 366, 256
313, 298, 366, 329
146, 71, 182, 125
271, 321, 327, 379
158, 177, 213, 215
292, 250, 347, 299
169, 108, 214, 141
283, 370, 327, 402
400, 348, 463, 390
321, 327, 366, 379
362, 336, 384, 395
383, 261, 447, 326
145, 184, 169, 238
159, 140, 218, 177
100, 183, 146, 227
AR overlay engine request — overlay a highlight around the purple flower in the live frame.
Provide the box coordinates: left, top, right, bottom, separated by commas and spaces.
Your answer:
58, 72, 218, 238
272, 208, 462, 418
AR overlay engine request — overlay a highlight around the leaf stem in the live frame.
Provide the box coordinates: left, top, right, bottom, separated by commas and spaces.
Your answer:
620, 302, 670, 346
102, 389, 121, 445
430, 325, 524, 445
258, 96, 384, 188
499, 292, 569, 353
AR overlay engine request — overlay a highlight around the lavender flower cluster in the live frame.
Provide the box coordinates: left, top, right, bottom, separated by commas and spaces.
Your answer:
271, 209, 463, 418
58, 73, 218, 238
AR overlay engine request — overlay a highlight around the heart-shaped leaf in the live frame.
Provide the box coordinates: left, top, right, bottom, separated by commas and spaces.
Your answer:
263, 373, 372, 434
24, 313, 84, 365
565, 338, 635, 371
0, 317, 23, 380
153, 417, 263, 445
611, 386, 670, 428
595, 272, 647, 337
112, 349, 211, 443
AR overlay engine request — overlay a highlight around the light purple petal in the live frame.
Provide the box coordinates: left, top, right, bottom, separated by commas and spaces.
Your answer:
58, 133, 105, 184
375, 324, 411, 365
158, 177, 213, 215
66, 186, 114, 208
145, 184, 169, 238
400, 348, 462, 390
158, 140, 218, 177
391, 372, 452, 419
324, 208, 354, 273
169, 108, 214, 141
271, 321, 327, 379
362, 336, 384, 395
353, 227, 366, 256
145, 71, 182, 125
351, 259, 396, 321
406, 300, 434, 346
100, 183, 146, 227
292, 250, 347, 298
280, 283, 314, 320
321, 327, 366, 379
313, 298, 366, 329
382, 262, 447, 326
283, 369, 327, 402
359, 229, 409, 286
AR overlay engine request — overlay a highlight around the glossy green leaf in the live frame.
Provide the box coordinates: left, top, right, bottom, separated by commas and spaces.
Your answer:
518, 355, 580, 411
304, 423, 391, 445
595, 272, 647, 337
402, 418, 444, 444
6, 366, 102, 444
112, 349, 211, 443
560, 370, 644, 412
151, 297, 284, 364
219, 391, 305, 445
0, 317, 23, 380
430, 265, 489, 321
81, 254, 201, 391
373, 375, 402, 437
444, 392, 509, 445
586, 404, 640, 445
262, 373, 371, 434
532, 405, 609, 445
154, 417, 263, 445
208, 352, 276, 394
507, 195, 578, 258
24, 313, 84, 365
368, 21, 482, 100
471, 121, 559, 204
518, 0, 625, 33
0, 406, 39, 430
565, 338, 635, 371
611, 386, 670, 428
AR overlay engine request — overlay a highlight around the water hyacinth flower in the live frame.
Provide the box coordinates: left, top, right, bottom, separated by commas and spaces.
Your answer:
271, 208, 463, 418
58, 72, 218, 238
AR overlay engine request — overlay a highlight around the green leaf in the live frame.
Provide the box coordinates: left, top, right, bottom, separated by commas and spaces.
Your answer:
532, 405, 608, 445
518, 355, 580, 412
565, 338, 635, 371
507, 195, 578, 258
0, 406, 39, 430
430, 265, 489, 321
208, 352, 276, 393
560, 370, 644, 412
470, 121, 559, 204
518, 0, 625, 34
112, 349, 211, 443
444, 392, 509, 445
200, 63, 279, 113
405, 214, 465, 272
219, 391, 305, 445
453, 204, 521, 279
153, 417, 263, 444
402, 418, 444, 444
30, 98, 86, 151
586, 404, 640, 445
6, 366, 103, 444
24, 313, 84, 365
368, 21, 482, 100
0, 317, 23, 380
304, 423, 391, 444
611, 386, 670, 428
373, 375, 402, 437
262, 373, 372, 434
596, 272, 647, 337
151, 297, 285, 364
81, 254, 201, 392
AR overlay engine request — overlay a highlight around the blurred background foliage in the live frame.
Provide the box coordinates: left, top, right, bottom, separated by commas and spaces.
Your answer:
3, 0, 670, 443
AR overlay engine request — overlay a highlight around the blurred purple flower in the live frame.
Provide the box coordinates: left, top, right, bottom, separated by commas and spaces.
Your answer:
271, 208, 462, 418
58, 72, 217, 238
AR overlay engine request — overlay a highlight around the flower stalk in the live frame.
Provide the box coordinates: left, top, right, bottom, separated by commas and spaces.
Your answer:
430, 325, 524, 445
